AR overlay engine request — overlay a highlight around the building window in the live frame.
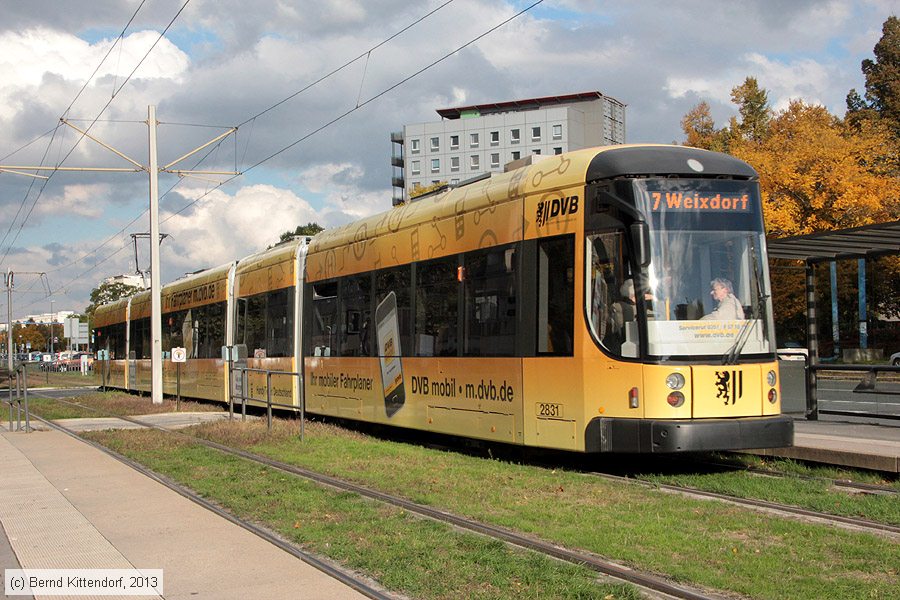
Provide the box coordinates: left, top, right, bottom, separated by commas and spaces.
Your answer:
431, 159, 440, 173
470, 132, 479, 148
410, 139, 420, 153
490, 153, 500, 168
450, 135, 459, 149
511, 151, 520, 160
450, 178, 459, 185
552, 124, 562, 140
470, 155, 480, 170
430, 137, 440, 152
490, 131, 499, 146
510, 128, 520, 144
531, 126, 541, 141
411, 160, 421, 175
532, 149, 541, 155
450, 156, 460, 172
553, 147, 562, 155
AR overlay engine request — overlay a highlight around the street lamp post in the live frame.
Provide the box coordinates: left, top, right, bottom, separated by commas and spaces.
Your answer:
50, 300, 54, 357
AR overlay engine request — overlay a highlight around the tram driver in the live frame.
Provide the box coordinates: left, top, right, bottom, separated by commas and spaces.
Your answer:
701, 278, 745, 320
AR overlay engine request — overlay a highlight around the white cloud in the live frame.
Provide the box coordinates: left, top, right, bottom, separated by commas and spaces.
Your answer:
296, 162, 390, 222
666, 52, 839, 113
36, 183, 109, 219
0, 29, 189, 120
159, 183, 319, 274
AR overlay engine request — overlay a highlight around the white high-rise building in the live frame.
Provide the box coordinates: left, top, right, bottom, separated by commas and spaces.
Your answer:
391, 91, 626, 203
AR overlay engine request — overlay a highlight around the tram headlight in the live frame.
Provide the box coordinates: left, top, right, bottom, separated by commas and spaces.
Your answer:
768, 388, 778, 404
665, 372, 685, 390
767, 370, 777, 387
667, 391, 685, 407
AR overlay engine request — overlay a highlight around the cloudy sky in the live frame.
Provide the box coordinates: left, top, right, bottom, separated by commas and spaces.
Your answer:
0, 0, 896, 317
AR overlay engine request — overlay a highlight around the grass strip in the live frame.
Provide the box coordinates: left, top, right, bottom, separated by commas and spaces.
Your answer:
639, 467, 900, 526
24, 391, 222, 420
181, 419, 900, 600
86, 428, 639, 600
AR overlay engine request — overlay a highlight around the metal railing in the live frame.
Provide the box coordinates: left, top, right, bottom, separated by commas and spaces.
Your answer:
5, 362, 33, 432
227, 366, 305, 441
808, 362, 900, 420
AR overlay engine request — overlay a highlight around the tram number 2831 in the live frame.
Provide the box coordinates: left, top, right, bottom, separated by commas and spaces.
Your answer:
536, 403, 563, 418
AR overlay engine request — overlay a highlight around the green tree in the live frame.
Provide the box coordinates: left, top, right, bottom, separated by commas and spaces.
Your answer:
84, 280, 143, 320
274, 222, 324, 246
847, 16, 900, 137
730, 77, 771, 142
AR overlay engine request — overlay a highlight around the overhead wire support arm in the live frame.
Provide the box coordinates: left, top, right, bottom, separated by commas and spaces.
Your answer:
0, 168, 49, 180
161, 127, 239, 173
60, 118, 145, 171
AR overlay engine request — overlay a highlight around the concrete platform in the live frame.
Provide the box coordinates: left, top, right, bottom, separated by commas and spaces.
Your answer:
749, 419, 900, 473
0, 428, 367, 600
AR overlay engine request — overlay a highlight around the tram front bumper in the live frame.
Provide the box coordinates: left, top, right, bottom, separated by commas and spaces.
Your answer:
585, 414, 794, 453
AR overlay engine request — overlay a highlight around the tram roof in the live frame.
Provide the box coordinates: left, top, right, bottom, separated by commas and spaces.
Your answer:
765, 219, 900, 262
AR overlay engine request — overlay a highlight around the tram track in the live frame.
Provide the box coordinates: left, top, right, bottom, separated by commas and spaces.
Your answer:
27, 412, 395, 600
28, 393, 727, 600
590, 470, 900, 539
660, 455, 900, 497
24, 392, 900, 599
30, 392, 900, 541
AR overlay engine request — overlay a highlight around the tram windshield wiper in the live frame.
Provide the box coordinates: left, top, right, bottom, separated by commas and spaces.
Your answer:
723, 236, 768, 365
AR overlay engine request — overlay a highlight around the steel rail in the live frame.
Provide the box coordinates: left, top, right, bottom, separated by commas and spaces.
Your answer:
588, 470, 900, 538
36, 391, 900, 539
28, 411, 393, 600
655, 455, 900, 497
32, 393, 723, 600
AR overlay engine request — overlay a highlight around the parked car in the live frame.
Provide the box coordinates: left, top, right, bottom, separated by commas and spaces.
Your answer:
777, 341, 809, 361
57, 352, 93, 372
890, 351, 900, 366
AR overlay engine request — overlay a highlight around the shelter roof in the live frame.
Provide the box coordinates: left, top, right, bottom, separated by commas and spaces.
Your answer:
766, 220, 900, 262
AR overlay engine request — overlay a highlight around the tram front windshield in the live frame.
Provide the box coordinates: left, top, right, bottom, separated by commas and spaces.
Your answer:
587, 178, 776, 361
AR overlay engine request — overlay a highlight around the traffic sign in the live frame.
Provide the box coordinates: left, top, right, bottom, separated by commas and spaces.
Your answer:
171, 347, 187, 363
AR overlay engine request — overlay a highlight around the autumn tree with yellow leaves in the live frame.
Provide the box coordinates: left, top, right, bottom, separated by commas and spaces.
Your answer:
680, 18, 900, 350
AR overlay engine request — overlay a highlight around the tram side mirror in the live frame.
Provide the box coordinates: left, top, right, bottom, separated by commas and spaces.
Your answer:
630, 222, 651, 267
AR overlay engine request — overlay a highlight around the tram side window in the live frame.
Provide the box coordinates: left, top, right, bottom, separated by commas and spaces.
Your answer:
163, 303, 226, 359
199, 302, 225, 358
236, 289, 295, 358
340, 274, 372, 357
114, 323, 126, 359
267, 288, 294, 358
537, 235, 574, 355
237, 295, 265, 355
129, 317, 151, 359
463, 244, 517, 356
415, 257, 459, 356
586, 231, 639, 358
375, 266, 412, 357
96, 323, 126, 359
311, 281, 338, 356
163, 309, 187, 354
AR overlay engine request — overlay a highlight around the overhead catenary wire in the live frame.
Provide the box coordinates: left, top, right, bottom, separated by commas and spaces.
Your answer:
0, 0, 193, 275
173, 0, 546, 218
236, 0, 457, 128
19, 0, 545, 316
20, 0, 460, 297
0, 0, 150, 263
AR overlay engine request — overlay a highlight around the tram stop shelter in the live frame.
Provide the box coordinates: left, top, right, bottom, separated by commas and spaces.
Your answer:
765, 219, 900, 420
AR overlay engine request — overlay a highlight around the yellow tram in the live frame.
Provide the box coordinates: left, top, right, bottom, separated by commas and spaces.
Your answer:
94, 144, 793, 453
